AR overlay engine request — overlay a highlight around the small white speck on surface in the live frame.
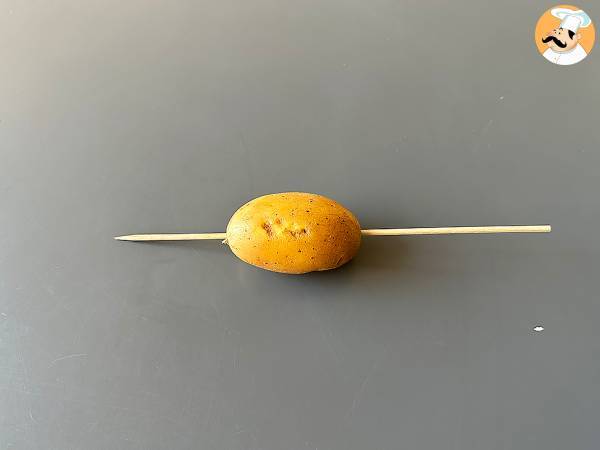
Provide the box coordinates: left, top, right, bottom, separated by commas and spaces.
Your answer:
499, 96, 504, 100
533, 325, 544, 332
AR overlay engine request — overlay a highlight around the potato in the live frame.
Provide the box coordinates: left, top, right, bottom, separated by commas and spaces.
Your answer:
226, 192, 361, 273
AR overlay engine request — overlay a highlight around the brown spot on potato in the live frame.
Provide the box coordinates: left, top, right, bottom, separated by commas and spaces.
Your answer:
289, 228, 307, 238
262, 222, 273, 237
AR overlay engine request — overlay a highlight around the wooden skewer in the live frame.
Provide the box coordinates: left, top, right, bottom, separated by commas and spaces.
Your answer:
114, 225, 551, 241
360, 225, 551, 236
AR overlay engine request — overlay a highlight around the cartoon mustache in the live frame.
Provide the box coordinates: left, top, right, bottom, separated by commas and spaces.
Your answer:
542, 35, 567, 48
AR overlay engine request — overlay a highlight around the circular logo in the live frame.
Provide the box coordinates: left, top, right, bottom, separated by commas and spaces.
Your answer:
534, 5, 595, 65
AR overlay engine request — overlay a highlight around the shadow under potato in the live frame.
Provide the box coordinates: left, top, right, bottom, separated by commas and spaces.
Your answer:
352, 237, 415, 271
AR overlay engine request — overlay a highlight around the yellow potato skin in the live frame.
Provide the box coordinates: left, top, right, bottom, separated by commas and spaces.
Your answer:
226, 193, 361, 274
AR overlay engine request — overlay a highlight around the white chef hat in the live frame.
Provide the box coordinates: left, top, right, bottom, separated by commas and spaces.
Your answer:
551, 8, 592, 33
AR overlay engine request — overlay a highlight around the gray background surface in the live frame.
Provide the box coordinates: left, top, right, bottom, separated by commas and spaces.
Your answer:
1, 1, 599, 449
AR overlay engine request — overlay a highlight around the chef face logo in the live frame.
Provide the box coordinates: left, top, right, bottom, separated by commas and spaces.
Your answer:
542, 26, 580, 52
534, 5, 595, 65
